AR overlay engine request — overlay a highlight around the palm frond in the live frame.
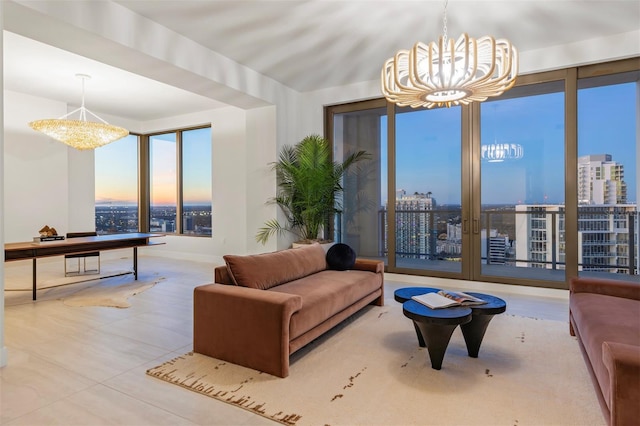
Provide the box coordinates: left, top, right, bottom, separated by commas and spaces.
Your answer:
256, 134, 371, 244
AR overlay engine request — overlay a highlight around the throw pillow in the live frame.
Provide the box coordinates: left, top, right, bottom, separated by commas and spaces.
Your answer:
224, 243, 327, 290
326, 243, 356, 271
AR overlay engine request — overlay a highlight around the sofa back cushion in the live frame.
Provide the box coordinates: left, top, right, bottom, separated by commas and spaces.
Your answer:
223, 243, 327, 290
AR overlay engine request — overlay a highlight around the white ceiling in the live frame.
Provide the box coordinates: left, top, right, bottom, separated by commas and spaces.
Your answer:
3, 0, 640, 121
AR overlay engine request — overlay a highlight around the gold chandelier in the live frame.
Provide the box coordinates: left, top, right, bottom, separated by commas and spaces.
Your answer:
381, 0, 518, 109
29, 74, 129, 150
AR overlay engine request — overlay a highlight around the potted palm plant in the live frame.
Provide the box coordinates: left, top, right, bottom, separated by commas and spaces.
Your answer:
256, 134, 370, 245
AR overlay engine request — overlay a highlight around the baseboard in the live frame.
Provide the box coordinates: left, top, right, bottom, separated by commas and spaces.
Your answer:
384, 273, 569, 300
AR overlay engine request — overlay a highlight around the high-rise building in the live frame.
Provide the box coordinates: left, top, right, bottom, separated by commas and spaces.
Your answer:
388, 190, 437, 259
515, 204, 637, 274
578, 154, 627, 205
482, 229, 509, 265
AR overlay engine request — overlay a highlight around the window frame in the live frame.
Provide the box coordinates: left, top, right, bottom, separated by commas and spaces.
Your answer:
325, 57, 639, 289
138, 124, 212, 237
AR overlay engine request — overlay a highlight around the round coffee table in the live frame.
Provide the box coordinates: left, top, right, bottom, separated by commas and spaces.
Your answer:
395, 287, 507, 370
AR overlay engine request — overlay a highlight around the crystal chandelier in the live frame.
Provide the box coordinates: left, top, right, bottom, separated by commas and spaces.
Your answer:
481, 142, 524, 162
29, 74, 129, 150
381, 0, 518, 109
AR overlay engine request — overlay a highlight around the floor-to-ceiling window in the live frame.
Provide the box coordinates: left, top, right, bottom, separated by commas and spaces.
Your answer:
328, 100, 387, 259
394, 106, 463, 274
147, 126, 213, 236
328, 58, 639, 289
577, 70, 639, 279
97, 126, 212, 237
479, 81, 565, 282
182, 127, 212, 236
95, 134, 139, 234
150, 132, 178, 233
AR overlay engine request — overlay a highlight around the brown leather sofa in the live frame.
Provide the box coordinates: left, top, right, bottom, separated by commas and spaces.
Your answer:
193, 243, 384, 377
569, 277, 640, 425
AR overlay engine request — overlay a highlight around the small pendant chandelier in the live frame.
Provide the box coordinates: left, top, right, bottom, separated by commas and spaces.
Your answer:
381, 0, 518, 109
29, 74, 129, 150
481, 142, 524, 162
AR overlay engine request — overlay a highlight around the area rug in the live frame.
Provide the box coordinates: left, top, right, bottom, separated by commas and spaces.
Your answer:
62, 274, 164, 308
146, 306, 604, 426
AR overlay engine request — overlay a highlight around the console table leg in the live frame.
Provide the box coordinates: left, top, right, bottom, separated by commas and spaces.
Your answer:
133, 247, 138, 280
414, 322, 458, 370
32, 258, 37, 301
460, 315, 495, 358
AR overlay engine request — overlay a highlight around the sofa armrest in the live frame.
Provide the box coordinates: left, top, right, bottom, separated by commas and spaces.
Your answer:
602, 341, 640, 426
353, 258, 384, 274
353, 258, 384, 306
570, 277, 640, 301
193, 283, 303, 377
214, 265, 233, 285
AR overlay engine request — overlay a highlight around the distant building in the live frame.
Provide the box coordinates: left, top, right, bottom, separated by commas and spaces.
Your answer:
437, 223, 463, 256
482, 229, 509, 265
388, 190, 437, 259
515, 204, 637, 274
578, 154, 627, 205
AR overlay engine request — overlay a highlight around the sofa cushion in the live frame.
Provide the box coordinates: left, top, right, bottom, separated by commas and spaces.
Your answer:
326, 243, 356, 271
223, 243, 327, 290
271, 269, 383, 339
570, 293, 640, 410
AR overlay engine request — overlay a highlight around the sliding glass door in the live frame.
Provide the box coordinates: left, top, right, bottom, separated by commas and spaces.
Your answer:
478, 81, 566, 282
328, 59, 639, 289
394, 106, 464, 275
577, 70, 639, 280
329, 100, 387, 260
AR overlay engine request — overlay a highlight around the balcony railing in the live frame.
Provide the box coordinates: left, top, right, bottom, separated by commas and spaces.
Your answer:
340, 208, 639, 277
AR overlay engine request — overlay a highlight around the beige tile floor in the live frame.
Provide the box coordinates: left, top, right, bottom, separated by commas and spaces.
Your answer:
1, 252, 570, 425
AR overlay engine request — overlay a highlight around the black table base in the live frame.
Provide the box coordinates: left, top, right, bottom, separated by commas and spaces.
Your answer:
395, 287, 507, 370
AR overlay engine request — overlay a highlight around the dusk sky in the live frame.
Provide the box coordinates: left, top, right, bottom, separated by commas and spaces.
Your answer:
95, 127, 212, 206
382, 81, 637, 206
96, 83, 636, 208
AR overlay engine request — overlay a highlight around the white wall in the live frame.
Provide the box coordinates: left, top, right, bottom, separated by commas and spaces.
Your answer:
140, 105, 281, 261
3, 90, 70, 242
67, 147, 95, 233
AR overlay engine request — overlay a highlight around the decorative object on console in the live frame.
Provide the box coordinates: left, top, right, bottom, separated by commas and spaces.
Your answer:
381, 0, 518, 109
38, 225, 59, 237
28, 74, 129, 150
35, 225, 64, 242
326, 243, 356, 271
256, 134, 370, 245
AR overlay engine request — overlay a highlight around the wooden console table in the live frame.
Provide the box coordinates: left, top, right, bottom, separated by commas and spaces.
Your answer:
4, 233, 164, 300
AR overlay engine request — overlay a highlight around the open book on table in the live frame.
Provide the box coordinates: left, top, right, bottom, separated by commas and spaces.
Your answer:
411, 290, 487, 309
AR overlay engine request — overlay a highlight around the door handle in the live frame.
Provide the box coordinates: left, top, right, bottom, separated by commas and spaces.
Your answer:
462, 218, 469, 234
473, 218, 479, 234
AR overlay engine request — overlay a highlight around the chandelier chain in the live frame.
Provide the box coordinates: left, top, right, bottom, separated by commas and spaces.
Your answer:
79, 75, 87, 121
443, 0, 448, 44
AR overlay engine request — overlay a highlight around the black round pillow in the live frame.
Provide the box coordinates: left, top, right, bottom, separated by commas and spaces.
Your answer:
326, 243, 356, 271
